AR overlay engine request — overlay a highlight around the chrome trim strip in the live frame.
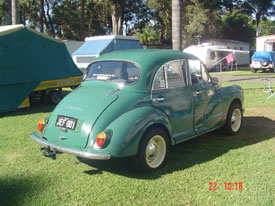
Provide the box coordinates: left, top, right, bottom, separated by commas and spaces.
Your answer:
30, 133, 111, 160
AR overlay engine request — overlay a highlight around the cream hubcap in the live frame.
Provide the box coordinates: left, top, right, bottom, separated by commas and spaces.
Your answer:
231, 108, 242, 132
146, 135, 166, 168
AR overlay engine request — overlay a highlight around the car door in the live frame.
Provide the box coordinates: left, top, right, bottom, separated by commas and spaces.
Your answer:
152, 59, 195, 142
189, 59, 217, 134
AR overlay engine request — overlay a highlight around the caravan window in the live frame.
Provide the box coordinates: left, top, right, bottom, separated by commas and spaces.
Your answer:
210, 51, 216, 60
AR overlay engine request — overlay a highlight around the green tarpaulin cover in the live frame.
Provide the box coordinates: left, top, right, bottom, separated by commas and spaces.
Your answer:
0, 25, 82, 113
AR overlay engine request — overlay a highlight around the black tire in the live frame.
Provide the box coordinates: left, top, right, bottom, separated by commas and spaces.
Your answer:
251, 68, 257, 73
262, 69, 266, 73
260, 61, 269, 67
132, 128, 169, 172
48, 90, 62, 105
223, 102, 243, 135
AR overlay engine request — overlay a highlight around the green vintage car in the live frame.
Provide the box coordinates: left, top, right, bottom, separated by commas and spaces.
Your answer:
31, 49, 244, 172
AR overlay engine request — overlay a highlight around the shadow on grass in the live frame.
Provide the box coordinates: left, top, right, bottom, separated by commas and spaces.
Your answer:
80, 116, 275, 179
0, 177, 42, 206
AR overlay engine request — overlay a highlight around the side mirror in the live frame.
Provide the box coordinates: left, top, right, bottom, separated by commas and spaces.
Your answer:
211, 77, 219, 85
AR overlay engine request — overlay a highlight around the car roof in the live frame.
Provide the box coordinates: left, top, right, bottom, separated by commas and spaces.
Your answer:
89, 49, 198, 92
92, 49, 198, 71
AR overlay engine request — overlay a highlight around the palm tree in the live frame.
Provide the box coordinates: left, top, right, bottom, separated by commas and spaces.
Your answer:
240, 0, 275, 36
11, 0, 19, 25
172, 0, 182, 51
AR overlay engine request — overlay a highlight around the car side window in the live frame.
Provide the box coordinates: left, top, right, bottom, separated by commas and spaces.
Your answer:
153, 60, 187, 90
153, 66, 166, 90
189, 60, 210, 84
165, 60, 186, 88
201, 64, 210, 82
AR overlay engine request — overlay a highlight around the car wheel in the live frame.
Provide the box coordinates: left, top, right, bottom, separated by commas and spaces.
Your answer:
260, 61, 269, 67
48, 90, 61, 105
223, 102, 243, 135
251, 68, 257, 73
132, 128, 169, 172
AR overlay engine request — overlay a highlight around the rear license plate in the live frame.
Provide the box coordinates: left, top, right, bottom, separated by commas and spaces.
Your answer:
56, 115, 78, 130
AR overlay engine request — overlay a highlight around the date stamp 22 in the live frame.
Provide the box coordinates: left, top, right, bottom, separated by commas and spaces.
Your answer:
209, 182, 243, 191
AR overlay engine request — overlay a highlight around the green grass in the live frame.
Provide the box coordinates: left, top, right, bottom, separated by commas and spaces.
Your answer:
0, 86, 275, 206
211, 67, 275, 76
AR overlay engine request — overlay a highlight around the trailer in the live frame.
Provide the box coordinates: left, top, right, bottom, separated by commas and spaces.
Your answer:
72, 35, 143, 71
184, 43, 250, 71
0, 25, 82, 113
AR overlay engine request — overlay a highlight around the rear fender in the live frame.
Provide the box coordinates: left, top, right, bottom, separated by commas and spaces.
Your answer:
95, 106, 172, 157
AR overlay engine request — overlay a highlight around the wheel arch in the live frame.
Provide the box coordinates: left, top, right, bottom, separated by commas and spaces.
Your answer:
231, 98, 242, 107
140, 123, 172, 149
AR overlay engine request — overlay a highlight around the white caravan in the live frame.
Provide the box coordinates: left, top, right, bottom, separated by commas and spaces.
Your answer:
184, 43, 250, 71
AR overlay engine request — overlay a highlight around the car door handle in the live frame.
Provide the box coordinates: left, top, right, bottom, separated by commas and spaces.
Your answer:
193, 91, 202, 96
153, 97, 165, 102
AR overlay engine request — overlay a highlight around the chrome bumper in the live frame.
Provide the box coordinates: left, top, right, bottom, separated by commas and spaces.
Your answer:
30, 133, 111, 160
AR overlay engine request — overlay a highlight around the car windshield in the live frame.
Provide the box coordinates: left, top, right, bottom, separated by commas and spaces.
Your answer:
85, 61, 140, 85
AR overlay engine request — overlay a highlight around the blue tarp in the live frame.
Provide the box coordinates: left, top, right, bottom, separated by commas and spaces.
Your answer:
73, 39, 113, 56
252, 51, 275, 62
73, 38, 143, 56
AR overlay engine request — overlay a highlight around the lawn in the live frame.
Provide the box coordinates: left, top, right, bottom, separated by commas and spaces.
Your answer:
0, 83, 274, 206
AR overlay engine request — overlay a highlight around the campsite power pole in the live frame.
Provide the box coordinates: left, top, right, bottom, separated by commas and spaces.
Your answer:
11, 0, 20, 25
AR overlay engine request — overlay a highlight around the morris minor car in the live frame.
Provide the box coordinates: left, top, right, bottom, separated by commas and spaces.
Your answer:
30, 49, 244, 172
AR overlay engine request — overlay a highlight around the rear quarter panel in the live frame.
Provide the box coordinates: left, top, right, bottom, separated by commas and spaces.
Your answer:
90, 106, 172, 157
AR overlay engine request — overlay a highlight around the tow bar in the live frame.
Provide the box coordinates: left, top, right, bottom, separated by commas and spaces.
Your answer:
41, 146, 60, 160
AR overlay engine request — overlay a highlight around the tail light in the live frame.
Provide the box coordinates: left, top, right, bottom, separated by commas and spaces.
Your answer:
38, 119, 45, 132
96, 132, 106, 147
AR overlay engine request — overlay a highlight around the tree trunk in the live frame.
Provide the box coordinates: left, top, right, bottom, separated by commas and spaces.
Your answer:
45, 0, 55, 37
112, 11, 118, 35
88, 15, 93, 31
11, 0, 19, 25
40, 0, 45, 32
111, 3, 123, 35
80, 0, 86, 40
172, 0, 183, 51
255, 12, 261, 36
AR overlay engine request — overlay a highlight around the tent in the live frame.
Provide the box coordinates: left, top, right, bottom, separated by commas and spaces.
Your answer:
72, 35, 143, 71
0, 25, 82, 113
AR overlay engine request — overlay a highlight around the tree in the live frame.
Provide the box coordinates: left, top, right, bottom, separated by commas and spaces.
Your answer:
182, 0, 222, 47
135, 26, 161, 45
240, 0, 275, 36
80, 0, 86, 40
221, 13, 255, 45
0, 0, 11, 25
146, 0, 172, 44
172, 0, 182, 50
11, 0, 19, 24
257, 19, 275, 36
39, 0, 45, 32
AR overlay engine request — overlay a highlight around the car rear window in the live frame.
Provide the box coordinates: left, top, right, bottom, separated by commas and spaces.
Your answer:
85, 61, 140, 85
